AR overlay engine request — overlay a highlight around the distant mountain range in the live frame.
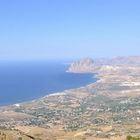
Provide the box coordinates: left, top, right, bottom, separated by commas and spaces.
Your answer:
68, 56, 140, 73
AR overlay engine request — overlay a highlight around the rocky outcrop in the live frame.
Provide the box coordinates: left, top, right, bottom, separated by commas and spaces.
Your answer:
67, 58, 95, 73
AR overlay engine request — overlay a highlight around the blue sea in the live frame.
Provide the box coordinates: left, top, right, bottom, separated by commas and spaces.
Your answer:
0, 61, 96, 105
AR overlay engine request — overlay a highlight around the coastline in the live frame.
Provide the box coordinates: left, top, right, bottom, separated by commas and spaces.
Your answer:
0, 62, 96, 106
0, 72, 97, 107
15, 75, 98, 107
0, 57, 140, 139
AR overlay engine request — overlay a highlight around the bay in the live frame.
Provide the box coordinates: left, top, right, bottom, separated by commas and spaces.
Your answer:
0, 61, 96, 105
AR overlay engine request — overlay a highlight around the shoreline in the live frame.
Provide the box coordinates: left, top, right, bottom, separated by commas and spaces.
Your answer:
0, 72, 98, 107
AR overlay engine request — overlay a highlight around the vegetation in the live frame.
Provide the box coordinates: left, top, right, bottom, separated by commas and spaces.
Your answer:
127, 136, 140, 140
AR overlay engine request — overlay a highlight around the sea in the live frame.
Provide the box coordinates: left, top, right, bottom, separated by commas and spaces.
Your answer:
0, 60, 96, 106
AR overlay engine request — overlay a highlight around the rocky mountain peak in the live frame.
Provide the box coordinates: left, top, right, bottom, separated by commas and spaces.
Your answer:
67, 58, 95, 73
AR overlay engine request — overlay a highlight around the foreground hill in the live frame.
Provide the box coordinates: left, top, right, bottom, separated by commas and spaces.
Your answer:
0, 56, 140, 139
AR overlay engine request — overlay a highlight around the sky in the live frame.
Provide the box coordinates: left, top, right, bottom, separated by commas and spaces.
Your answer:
0, 0, 140, 60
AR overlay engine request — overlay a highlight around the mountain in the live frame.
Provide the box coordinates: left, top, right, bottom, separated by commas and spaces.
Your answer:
96, 56, 140, 66
67, 58, 95, 73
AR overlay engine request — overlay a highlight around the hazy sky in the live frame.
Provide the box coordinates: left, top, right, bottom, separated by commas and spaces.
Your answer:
0, 0, 140, 60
